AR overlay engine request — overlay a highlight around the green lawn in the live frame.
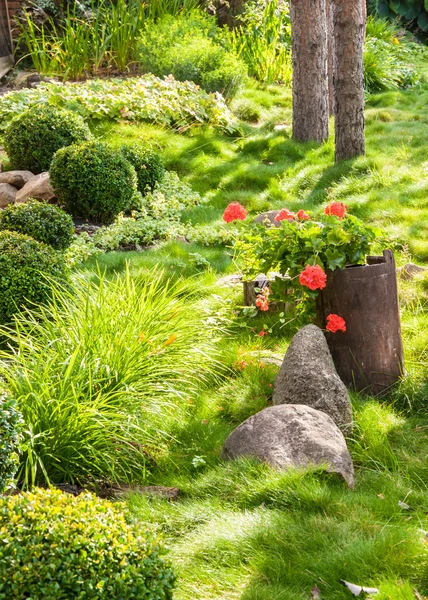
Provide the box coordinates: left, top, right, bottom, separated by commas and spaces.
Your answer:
79, 80, 428, 599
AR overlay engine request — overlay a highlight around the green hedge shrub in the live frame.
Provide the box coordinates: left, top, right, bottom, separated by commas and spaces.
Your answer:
0, 392, 22, 493
138, 12, 247, 99
0, 488, 176, 599
4, 105, 92, 173
0, 201, 74, 250
120, 145, 165, 195
50, 142, 141, 224
0, 231, 69, 324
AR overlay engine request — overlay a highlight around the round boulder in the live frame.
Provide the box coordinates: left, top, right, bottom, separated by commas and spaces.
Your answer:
222, 404, 354, 487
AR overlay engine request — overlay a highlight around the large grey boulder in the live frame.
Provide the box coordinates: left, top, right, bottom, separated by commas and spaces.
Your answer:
0, 183, 17, 208
222, 404, 354, 487
0, 171, 35, 189
15, 172, 56, 204
273, 325, 353, 431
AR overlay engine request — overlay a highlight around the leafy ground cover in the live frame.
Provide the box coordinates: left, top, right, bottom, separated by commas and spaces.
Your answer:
66, 72, 428, 598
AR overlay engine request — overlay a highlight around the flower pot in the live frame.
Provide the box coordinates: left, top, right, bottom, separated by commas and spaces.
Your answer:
315, 250, 404, 395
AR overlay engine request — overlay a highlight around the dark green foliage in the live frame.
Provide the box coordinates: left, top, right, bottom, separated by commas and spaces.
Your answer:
138, 13, 247, 99
0, 392, 22, 493
0, 231, 69, 324
0, 201, 74, 250
0, 488, 176, 600
120, 145, 165, 195
4, 105, 92, 173
372, 0, 428, 32
50, 142, 140, 224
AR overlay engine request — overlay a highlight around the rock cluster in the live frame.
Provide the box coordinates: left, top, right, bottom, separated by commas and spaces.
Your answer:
0, 170, 56, 208
222, 324, 355, 487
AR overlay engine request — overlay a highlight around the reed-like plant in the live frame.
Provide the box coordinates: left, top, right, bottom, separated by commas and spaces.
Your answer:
105, 0, 145, 72
0, 269, 222, 487
228, 0, 292, 85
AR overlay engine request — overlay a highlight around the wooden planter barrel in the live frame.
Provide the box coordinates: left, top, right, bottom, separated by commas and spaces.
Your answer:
316, 250, 404, 395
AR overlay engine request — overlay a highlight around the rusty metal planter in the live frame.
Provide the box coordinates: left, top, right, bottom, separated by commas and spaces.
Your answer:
316, 250, 404, 395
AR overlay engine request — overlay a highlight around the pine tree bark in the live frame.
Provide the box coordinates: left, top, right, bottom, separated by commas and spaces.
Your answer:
334, 0, 365, 162
290, 0, 329, 143
326, 0, 335, 116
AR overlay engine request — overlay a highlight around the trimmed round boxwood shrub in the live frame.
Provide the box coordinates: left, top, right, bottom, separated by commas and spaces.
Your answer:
4, 105, 92, 174
120, 145, 165, 195
50, 142, 140, 224
0, 231, 69, 324
0, 392, 22, 493
0, 488, 176, 599
0, 200, 74, 250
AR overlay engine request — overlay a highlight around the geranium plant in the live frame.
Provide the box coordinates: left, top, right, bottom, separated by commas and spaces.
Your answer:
224, 201, 380, 325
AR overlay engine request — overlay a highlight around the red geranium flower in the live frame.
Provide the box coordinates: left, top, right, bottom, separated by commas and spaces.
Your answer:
326, 313, 347, 333
255, 294, 269, 311
299, 265, 327, 291
297, 209, 310, 220
324, 201, 348, 219
275, 208, 296, 222
258, 329, 268, 337
223, 202, 248, 223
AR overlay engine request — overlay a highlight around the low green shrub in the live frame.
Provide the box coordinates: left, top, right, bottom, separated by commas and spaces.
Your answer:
0, 231, 69, 324
138, 12, 247, 99
0, 488, 175, 599
0, 201, 74, 250
92, 214, 171, 251
120, 145, 165, 195
4, 105, 92, 173
141, 171, 201, 221
0, 271, 220, 485
0, 76, 234, 132
364, 17, 423, 92
0, 392, 22, 493
50, 142, 140, 224
233, 99, 261, 122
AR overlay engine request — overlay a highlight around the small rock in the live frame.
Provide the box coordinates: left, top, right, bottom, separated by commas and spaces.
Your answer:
74, 223, 101, 236
15, 172, 56, 204
174, 235, 189, 244
253, 210, 282, 227
397, 263, 428, 281
0, 170, 35, 189
273, 325, 353, 431
0, 183, 17, 208
217, 273, 243, 287
222, 404, 354, 488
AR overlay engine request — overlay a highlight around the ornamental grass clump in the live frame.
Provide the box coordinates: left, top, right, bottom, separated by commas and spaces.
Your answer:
0, 488, 175, 599
0, 201, 74, 250
0, 269, 221, 486
4, 105, 92, 173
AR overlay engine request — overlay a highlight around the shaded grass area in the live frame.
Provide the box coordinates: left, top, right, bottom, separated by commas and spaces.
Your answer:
80, 81, 428, 599
94, 80, 428, 260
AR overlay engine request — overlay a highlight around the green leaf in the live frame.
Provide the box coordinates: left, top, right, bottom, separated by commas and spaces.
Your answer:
418, 10, 428, 29
326, 228, 351, 246
325, 248, 346, 271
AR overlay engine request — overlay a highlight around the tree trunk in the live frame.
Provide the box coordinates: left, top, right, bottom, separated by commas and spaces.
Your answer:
326, 0, 335, 116
334, 0, 365, 162
290, 0, 329, 143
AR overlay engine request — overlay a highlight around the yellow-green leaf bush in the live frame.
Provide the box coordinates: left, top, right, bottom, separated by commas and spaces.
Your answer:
0, 488, 176, 599
0, 392, 22, 493
4, 105, 92, 173
0, 76, 234, 132
0, 201, 74, 250
0, 231, 69, 325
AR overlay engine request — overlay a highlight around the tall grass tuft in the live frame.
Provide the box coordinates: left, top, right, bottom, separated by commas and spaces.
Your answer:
0, 269, 222, 487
